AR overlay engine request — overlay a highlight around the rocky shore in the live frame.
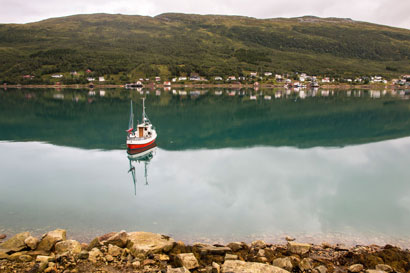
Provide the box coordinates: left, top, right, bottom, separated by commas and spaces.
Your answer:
0, 230, 409, 273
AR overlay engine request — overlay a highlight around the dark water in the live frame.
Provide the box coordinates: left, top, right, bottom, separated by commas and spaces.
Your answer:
1, 88, 410, 246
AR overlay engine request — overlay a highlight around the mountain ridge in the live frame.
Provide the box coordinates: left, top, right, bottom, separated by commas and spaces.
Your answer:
0, 13, 409, 84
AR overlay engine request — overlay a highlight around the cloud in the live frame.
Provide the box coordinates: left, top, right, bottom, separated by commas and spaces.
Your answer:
0, 0, 408, 29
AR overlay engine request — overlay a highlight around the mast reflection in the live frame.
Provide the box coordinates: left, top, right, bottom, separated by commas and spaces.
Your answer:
127, 144, 157, 194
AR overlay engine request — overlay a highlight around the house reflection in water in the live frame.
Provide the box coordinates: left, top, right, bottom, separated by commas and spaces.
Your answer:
127, 145, 157, 194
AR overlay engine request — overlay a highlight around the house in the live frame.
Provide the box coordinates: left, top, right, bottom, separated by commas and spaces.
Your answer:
70, 71, 78, 76
87, 77, 95, 82
264, 72, 272, 77
86, 69, 92, 74
250, 72, 258, 77
163, 81, 171, 86
227, 76, 236, 81
51, 74, 63, 78
214, 76, 223, 81
189, 76, 201, 81
155, 76, 161, 82
178, 77, 187, 81
172, 78, 177, 82
238, 76, 246, 81
22, 75, 34, 79
99, 77, 105, 82
322, 77, 330, 83
275, 74, 282, 80
299, 76, 306, 82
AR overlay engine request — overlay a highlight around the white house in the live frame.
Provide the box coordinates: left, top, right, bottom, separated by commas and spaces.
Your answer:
51, 74, 63, 78
322, 77, 330, 83
178, 76, 187, 81
264, 72, 272, 77
155, 76, 161, 82
227, 76, 236, 81
250, 72, 258, 77
99, 77, 105, 82
87, 77, 95, 82
214, 76, 223, 81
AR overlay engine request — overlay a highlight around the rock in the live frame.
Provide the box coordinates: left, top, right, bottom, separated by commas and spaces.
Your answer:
0, 232, 30, 252
212, 262, 221, 273
38, 261, 48, 272
225, 253, 238, 261
194, 243, 232, 255
54, 240, 81, 255
7, 251, 27, 261
37, 229, 66, 252
127, 232, 175, 256
348, 264, 364, 272
155, 253, 170, 261
0, 234, 6, 240
0, 249, 9, 260
299, 258, 313, 271
227, 242, 244, 252
222, 260, 290, 273
132, 261, 141, 269
106, 254, 114, 262
365, 270, 386, 273
103, 231, 128, 248
36, 255, 54, 263
167, 266, 191, 273
314, 265, 328, 273
176, 253, 199, 270
24, 236, 39, 250
108, 244, 122, 257
77, 250, 89, 259
88, 247, 103, 263
321, 242, 333, 249
87, 237, 102, 251
143, 258, 156, 266
273, 257, 293, 271
18, 254, 33, 262
335, 244, 350, 251
257, 256, 268, 263
287, 242, 311, 255
251, 240, 267, 249
375, 264, 393, 272
285, 236, 295, 242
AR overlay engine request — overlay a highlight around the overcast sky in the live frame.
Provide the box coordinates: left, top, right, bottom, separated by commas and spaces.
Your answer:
0, 0, 409, 29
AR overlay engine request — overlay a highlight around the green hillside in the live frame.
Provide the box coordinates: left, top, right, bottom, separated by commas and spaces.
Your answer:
0, 13, 409, 84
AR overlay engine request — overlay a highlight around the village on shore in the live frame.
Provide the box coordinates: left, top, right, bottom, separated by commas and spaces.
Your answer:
11, 70, 410, 89
1, 229, 409, 273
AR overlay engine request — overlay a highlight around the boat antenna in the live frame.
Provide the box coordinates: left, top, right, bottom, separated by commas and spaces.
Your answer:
144, 161, 149, 185
128, 159, 137, 195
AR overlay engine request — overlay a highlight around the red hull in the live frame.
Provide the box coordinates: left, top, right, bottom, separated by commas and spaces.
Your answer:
127, 138, 156, 150
127, 142, 157, 155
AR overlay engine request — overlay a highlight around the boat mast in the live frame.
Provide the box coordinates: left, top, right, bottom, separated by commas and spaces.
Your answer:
142, 97, 146, 123
128, 100, 134, 132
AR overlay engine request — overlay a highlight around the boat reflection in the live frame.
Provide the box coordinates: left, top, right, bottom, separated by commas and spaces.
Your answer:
127, 144, 157, 194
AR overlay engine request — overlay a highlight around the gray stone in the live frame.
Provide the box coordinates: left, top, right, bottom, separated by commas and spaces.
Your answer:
299, 258, 313, 271
77, 250, 89, 259
287, 242, 311, 255
167, 266, 191, 273
212, 262, 221, 273
24, 236, 39, 250
176, 253, 199, 270
127, 232, 175, 256
314, 265, 328, 273
36, 255, 54, 263
18, 254, 33, 262
103, 231, 128, 248
375, 264, 393, 273
37, 229, 66, 252
88, 247, 103, 263
348, 264, 364, 273
55, 240, 81, 255
272, 257, 293, 271
194, 243, 232, 255
108, 244, 122, 257
227, 242, 244, 252
0, 232, 30, 252
224, 253, 238, 261
222, 260, 290, 273
251, 240, 267, 249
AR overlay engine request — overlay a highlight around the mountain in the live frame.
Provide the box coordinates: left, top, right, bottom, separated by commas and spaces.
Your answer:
0, 13, 409, 84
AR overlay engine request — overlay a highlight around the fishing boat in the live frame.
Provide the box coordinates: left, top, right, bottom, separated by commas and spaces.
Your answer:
126, 98, 157, 154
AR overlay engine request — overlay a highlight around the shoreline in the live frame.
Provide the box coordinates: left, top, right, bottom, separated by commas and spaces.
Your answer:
1, 83, 401, 90
1, 229, 409, 273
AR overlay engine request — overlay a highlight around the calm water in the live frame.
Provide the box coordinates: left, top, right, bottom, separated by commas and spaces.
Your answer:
1, 88, 410, 246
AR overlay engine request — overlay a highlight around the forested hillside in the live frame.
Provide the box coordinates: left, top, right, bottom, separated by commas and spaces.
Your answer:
0, 13, 409, 84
